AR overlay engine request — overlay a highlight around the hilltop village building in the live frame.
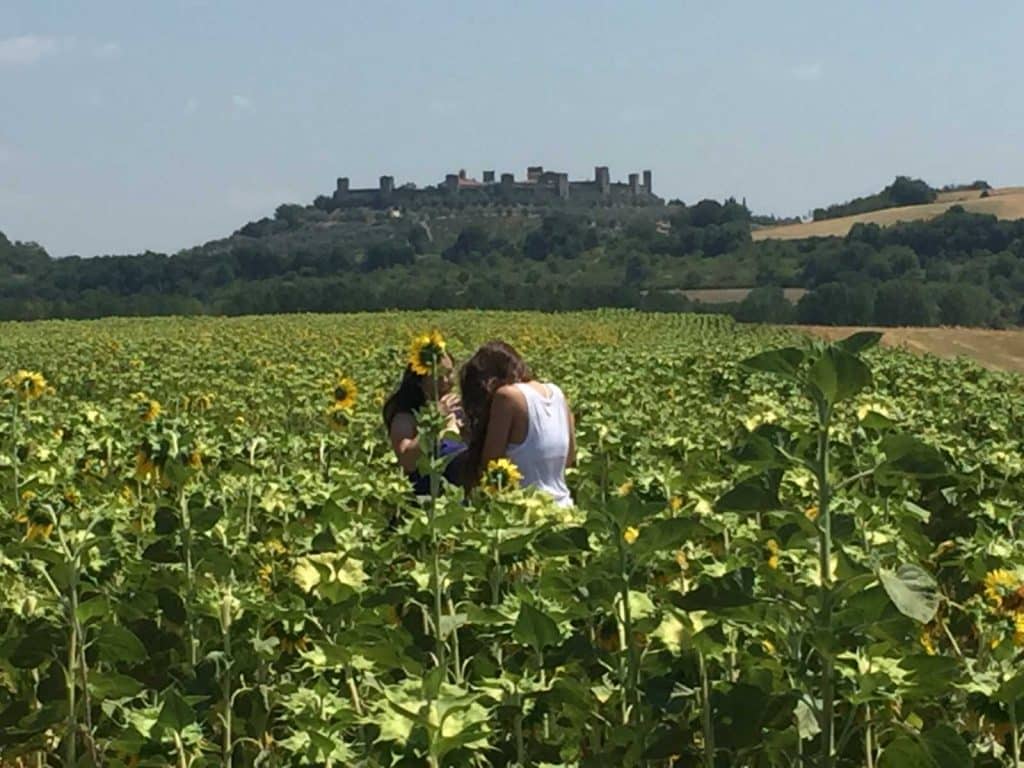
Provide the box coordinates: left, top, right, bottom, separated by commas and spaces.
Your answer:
322, 167, 662, 209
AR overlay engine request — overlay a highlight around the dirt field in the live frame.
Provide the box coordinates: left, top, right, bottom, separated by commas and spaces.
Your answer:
753, 187, 1024, 241
796, 324, 1024, 373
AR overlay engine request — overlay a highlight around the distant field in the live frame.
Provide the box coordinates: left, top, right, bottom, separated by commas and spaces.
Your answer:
798, 324, 1024, 373
753, 187, 1024, 241
679, 287, 807, 304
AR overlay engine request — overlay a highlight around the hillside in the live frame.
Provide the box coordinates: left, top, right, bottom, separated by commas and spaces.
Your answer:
5, 174, 1024, 330
754, 186, 1024, 240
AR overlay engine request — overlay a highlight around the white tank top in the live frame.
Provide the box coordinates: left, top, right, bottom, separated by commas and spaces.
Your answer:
506, 382, 573, 508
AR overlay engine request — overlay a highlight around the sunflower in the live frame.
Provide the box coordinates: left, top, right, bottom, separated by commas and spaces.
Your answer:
21, 510, 54, 542
332, 376, 358, 410
984, 568, 1018, 609
5, 370, 48, 400
136, 397, 161, 423
669, 496, 683, 512
1014, 612, 1024, 648
616, 479, 634, 497
186, 450, 203, 469
325, 402, 351, 431
919, 629, 937, 656
805, 505, 820, 522
482, 457, 523, 496
134, 448, 157, 481
765, 539, 780, 570
408, 330, 447, 376
623, 526, 640, 545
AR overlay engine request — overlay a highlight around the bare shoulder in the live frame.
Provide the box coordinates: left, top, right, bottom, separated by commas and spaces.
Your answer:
492, 384, 527, 412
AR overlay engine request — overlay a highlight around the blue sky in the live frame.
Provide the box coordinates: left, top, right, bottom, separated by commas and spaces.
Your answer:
2, 1, 1022, 257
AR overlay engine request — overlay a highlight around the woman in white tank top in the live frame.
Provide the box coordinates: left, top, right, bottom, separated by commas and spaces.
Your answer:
459, 341, 576, 507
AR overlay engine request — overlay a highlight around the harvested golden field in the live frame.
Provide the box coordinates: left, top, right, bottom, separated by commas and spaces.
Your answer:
798, 323, 1024, 373
753, 186, 1024, 241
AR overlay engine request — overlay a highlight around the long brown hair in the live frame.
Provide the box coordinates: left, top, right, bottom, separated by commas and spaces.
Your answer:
459, 340, 532, 489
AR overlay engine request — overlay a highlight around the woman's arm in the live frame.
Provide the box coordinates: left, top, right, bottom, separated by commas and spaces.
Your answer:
566, 406, 577, 468
389, 412, 421, 473
480, 386, 519, 468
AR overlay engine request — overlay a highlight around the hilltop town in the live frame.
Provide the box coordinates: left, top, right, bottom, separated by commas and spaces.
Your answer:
313, 166, 663, 210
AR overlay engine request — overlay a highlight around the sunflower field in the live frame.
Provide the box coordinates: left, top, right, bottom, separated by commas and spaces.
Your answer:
2, 310, 1024, 767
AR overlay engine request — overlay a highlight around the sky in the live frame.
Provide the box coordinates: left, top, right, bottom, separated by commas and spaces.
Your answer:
2, 1, 1023, 257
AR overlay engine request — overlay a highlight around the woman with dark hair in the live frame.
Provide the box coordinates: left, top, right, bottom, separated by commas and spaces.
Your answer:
460, 341, 576, 506
382, 352, 465, 495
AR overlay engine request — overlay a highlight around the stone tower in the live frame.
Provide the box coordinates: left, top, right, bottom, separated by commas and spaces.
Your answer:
643, 170, 652, 194
629, 173, 640, 197
334, 177, 350, 201
379, 176, 394, 200
595, 166, 610, 197
557, 173, 570, 200
483, 170, 495, 183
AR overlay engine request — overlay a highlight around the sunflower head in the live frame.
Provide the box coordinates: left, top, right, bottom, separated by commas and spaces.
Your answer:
984, 568, 1019, 609
408, 330, 447, 377
130, 392, 162, 423
623, 526, 640, 545
765, 539, 780, 570
332, 376, 357, 410
23, 508, 55, 542
1014, 612, 1024, 648
325, 402, 351, 431
5, 370, 48, 400
482, 458, 523, 497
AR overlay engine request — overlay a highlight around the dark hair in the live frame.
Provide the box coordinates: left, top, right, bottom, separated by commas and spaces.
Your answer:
459, 340, 532, 489
382, 351, 457, 429
382, 365, 427, 430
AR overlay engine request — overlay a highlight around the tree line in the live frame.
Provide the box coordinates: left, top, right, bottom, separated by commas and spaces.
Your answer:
2, 198, 1024, 328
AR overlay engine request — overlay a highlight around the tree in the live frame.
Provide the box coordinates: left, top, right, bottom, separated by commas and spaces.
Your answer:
364, 242, 415, 271
874, 280, 936, 326
937, 284, 993, 326
736, 286, 795, 323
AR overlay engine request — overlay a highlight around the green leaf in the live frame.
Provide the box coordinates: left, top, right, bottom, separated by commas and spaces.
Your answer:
996, 672, 1024, 704
513, 602, 561, 652
88, 672, 144, 700
794, 695, 820, 741
879, 564, 940, 624
96, 623, 147, 664
879, 435, 948, 480
9, 623, 62, 669
920, 724, 972, 768
837, 331, 882, 354
714, 473, 780, 513
740, 347, 805, 378
532, 526, 589, 555
632, 517, 704, 558
879, 736, 935, 768
76, 596, 111, 626
674, 568, 756, 610
809, 348, 872, 406
156, 687, 195, 734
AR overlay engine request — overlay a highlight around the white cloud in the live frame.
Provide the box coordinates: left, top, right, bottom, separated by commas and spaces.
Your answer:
790, 62, 823, 82
232, 94, 253, 110
0, 35, 61, 66
93, 41, 122, 60
184, 97, 199, 116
